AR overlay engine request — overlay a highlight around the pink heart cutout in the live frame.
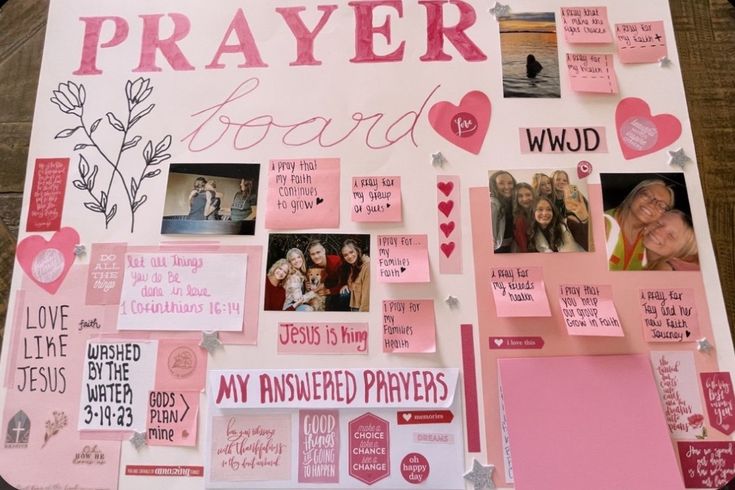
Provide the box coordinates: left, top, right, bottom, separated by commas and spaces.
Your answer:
440, 242, 456, 257
577, 160, 593, 179
438, 200, 454, 218
615, 97, 682, 160
429, 91, 491, 155
437, 181, 454, 196
440, 221, 456, 237
16, 227, 79, 294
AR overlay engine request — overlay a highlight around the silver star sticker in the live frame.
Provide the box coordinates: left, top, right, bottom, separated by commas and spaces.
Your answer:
659, 56, 672, 68
130, 431, 147, 449
74, 245, 86, 257
696, 337, 714, 354
431, 152, 447, 168
489, 2, 510, 18
200, 331, 222, 354
668, 148, 691, 168
445, 295, 459, 308
464, 459, 496, 490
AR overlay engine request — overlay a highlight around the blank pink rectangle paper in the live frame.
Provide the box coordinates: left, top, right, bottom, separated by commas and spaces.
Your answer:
498, 355, 684, 490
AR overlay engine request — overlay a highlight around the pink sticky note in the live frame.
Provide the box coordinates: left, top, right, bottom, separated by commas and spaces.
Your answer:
499, 355, 685, 490
566, 53, 618, 94
352, 176, 401, 222
558, 284, 623, 336
677, 441, 735, 489
298, 410, 340, 483
155, 339, 208, 391
85, 242, 127, 305
700, 372, 735, 436
146, 391, 199, 447
437, 176, 462, 274
26, 158, 69, 232
560, 7, 613, 43
210, 414, 292, 482
650, 351, 706, 439
615, 21, 667, 64
265, 157, 340, 229
491, 266, 551, 317
277, 323, 368, 355
376, 235, 430, 283
640, 289, 700, 343
382, 300, 436, 353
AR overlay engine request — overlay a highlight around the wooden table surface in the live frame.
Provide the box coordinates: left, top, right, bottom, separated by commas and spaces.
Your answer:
1, 0, 734, 349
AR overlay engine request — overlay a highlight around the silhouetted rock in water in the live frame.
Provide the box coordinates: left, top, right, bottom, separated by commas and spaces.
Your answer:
526, 54, 543, 78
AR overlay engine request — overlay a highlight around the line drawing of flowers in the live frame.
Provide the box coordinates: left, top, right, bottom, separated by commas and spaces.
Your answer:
42, 411, 68, 448
51, 78, 172, 233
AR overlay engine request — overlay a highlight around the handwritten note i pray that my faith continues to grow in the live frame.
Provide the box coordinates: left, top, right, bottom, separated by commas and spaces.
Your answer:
377, 235, 430, 283
352, 176, 401, 222
491, 267, 551, 317
117, 252, 246, 331
266, 158, 340, 229
558, 284, 622, 336
640, 289, 700, 342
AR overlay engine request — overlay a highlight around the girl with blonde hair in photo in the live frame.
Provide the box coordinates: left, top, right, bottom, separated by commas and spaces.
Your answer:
643, 210, 699, 271
604, 179, 675, 270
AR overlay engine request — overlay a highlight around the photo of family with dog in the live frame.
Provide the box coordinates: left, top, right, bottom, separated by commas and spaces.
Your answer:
601, 173, 699, 271
265, 234, 371, 312
489, 168, 593, 253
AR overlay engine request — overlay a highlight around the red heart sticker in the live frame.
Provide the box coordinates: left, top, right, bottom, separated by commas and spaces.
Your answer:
437, 181, 454, 196
438, 200, 454, 217
440, 242, 456, 257
615, 97, 682, 160
16, 228, 79, 294
429, 91, 491, 155
439, 221, 455, 237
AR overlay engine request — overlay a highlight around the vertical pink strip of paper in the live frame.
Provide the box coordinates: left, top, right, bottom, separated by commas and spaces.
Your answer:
437, 176, 462, 274
85, 242, 127, 305
26, 157, 69, 232
460, 324, 481, 453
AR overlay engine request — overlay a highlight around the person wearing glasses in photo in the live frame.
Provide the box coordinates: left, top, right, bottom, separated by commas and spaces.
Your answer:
604, 179, 675, 270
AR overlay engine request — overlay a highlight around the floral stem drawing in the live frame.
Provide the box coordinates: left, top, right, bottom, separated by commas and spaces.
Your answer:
42, 411, 68, 448
51, 78, 171, 233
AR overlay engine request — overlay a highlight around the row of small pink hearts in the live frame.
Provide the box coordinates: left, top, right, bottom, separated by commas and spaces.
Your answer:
437, 181, 456, 257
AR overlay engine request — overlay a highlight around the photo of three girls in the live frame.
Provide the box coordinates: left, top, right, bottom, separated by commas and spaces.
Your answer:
490, 169, 592, 254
